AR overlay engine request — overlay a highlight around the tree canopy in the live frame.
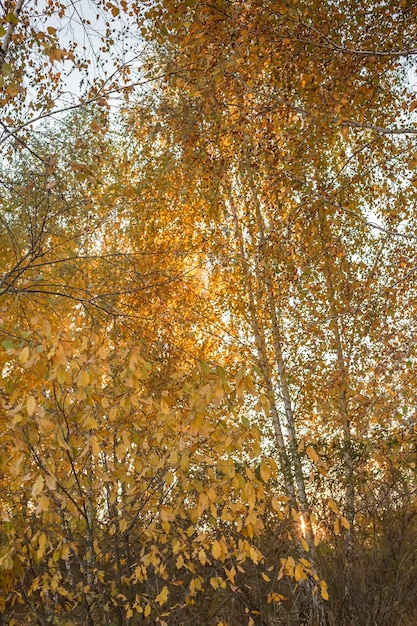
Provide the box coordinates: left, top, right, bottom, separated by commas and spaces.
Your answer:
1, 1, 417, 625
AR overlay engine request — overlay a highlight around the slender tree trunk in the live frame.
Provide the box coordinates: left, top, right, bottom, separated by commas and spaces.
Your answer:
0, 0, 25, 68
243, 161, 316, 555
316, 207, 355, 622
225, 182, 296, 505
223, 156, 326, 624
317, 209, 355, 536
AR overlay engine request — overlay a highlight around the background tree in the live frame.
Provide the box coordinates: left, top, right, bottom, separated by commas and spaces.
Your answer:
127, 0, 417, 622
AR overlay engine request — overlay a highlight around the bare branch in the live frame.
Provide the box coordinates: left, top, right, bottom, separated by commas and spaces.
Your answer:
340, 119, 417, 135
297, 19, 417, 58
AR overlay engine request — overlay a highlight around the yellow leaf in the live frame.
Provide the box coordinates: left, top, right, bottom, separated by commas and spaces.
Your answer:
320, 580, 329, 601
37, 533, 47, 559
98, 345, 108, 359
221, 506, 234, 522
261, 572, 271, 582
37, 417, 55, 434
225, 565, 236, 583
210, 576, 220, 590
90, 435, 100, 456
244, 373, 256, 394
38, 494, 50, 511
156, 586, 169, 606
341, 516, 350, 529
260, 459, 271, 482
213, 381, 224, 402
57, 431, 71, 451
109, 406, 118, 421
32, 475, 44, 498
198, 549, 208, 565
295, 563, 306, 582
77, 370, 90, 387
48, 47, 66, 62
306, 446, 319, 464
42, 319, 51, 337
267, 593, 285, 603
61, 544, 70, 560
328, 499, 340, 515
249, 545, 261, 564
82, 415, 98, 430
284, 555, 295, 574
271, 496, 281, 513
165, 471, 175, 486
160, 398, 170, 414
57, 366, 67, 384
212, 540, 221, 560
19, 346, 30, 364
45, 474, 56, 491
26, 395, 37, 416
144, 604, 151, 617
160, 507, 175, 522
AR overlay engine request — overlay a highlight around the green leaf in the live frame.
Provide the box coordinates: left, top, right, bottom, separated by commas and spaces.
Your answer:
2, 63, 12, 77
5, 12, 19, 25
241, 416, 250, 429
3, 521, 13, 534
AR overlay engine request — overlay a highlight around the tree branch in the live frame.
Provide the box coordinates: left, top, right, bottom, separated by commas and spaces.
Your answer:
0, 0, 25, 69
